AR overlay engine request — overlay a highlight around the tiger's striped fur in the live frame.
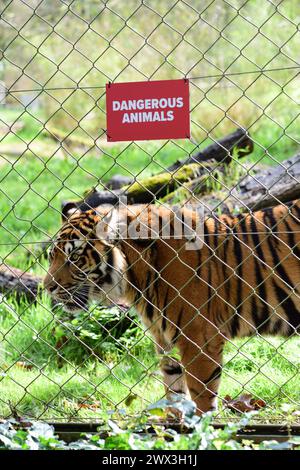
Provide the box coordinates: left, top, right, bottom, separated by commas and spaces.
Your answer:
44, 201, 300, 414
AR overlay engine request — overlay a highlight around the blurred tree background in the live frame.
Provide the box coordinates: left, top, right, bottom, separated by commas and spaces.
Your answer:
1, 0, 299, 144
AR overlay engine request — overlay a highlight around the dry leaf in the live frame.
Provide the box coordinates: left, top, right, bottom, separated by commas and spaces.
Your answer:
55, 336, 68, 350
77, 401, 102, 410
224, 394, 266, 413
55, 336, 68, 368
15, 361, 33, 370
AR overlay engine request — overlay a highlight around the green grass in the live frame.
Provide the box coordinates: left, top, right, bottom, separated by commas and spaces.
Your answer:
0, 295, 299, 423
3, 0, 298, 143
0, 295, 162, 421
0, 108, 46, 143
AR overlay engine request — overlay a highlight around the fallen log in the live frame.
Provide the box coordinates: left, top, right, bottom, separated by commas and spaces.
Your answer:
238, 153, 300, 208
61, 162, 223, 218
43, 126, 95, 150
105, 128, 253, 189
0, 264, 42, 302
99, 152, 300, 216
190, 153, 300, 215
106, 175, 132, 190
218, 153, 300, 213
61, 128, 254, 216
160, 128, 253, 172
62, 152, 300, 223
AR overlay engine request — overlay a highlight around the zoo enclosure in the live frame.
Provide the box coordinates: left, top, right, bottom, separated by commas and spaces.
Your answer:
0, 0, 299, 424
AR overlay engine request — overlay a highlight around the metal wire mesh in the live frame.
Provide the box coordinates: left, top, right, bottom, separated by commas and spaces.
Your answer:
0, 0, 299, 424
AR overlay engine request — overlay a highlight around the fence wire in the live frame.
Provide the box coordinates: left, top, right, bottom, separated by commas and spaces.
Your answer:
0, 0, 299, 424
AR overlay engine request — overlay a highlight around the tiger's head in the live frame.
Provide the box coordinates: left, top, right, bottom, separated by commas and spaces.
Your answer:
44, 206, 127, 313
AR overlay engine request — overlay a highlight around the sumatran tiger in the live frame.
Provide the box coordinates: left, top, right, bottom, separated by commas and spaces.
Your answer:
44, 200, 300, 414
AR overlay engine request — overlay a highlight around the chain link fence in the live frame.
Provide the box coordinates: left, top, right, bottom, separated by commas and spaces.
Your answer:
0, 0, 299, 424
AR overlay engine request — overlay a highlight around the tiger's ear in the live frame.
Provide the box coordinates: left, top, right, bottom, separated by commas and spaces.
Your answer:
61, 201, 80, 222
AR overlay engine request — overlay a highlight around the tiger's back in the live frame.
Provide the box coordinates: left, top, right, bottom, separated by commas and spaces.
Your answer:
119, 200, 300, 340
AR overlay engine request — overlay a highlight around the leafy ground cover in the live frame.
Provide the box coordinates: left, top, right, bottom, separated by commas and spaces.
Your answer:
1, 401, 300, 450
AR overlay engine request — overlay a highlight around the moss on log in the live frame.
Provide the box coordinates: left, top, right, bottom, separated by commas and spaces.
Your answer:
124, 163, 204, 203
61, 163, 217, 216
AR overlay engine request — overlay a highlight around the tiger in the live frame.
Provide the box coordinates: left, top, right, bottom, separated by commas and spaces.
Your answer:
44, 200, 300, 414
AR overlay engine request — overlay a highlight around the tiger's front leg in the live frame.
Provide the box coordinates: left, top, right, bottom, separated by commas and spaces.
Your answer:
178, 333, 225, 414
155, 343, 189, 400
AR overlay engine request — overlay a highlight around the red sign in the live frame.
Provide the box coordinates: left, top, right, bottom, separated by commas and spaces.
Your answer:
106, 79, 190, 142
